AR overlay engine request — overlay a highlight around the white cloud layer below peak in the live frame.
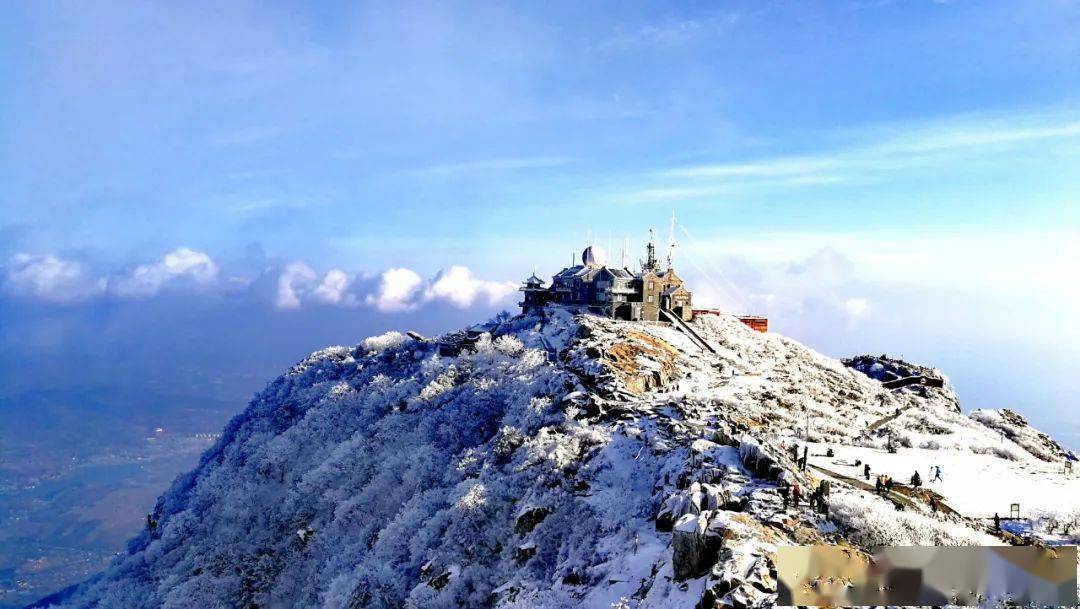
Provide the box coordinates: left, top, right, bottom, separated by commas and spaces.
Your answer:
277, 264, 516, 312
3, 249, 517, 313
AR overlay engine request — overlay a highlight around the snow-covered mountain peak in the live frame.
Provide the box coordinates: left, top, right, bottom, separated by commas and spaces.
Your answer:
36, 312, 1078, 609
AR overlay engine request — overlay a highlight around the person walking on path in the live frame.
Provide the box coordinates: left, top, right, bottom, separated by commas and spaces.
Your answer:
792, 482, 803, 508
910, 470, 922, 490
994, 512, 1001, 531
779, 483, 790, 510
931, 465, 943, 482
864, 463, 871, 481
929, 496, 938, 514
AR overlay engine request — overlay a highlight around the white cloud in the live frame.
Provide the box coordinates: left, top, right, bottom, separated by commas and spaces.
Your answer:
273, 263, 516, 312
276, 265, 365, 310
425, 265, 517, 308
275, 262, 318, 310
312, 268, 355, 306
111, 247, 219, 298
649, 111, 1080, 195
4, 248, 518, 314
3, 253, 102, 303
685, 246, 875, 331
366, 268, 424, 312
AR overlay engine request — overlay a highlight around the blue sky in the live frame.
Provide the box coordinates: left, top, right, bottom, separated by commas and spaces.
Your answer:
1, 1, 1079, 445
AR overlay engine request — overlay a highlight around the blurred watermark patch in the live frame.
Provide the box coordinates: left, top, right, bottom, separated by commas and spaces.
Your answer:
776, 545, 1077, 606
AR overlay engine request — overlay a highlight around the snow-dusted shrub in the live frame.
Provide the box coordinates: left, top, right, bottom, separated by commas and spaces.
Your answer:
905, 411, 951, 435
472, 332, 494, 353
290, 345, 355, 375
369, 373, 392, 391
1030, 507, 1080, 541
968, 408, 1068, 462
520, 348, 548, 370
969, 442, 1022, 461
455, 483, 487, 510
494, 334, 525, 357
419, 366, 459, 402
493, 426, 525, 460
362, 330, 406, 352
498, 589, 577, 609
327, 381, 353, 398
829, 489, 1000, 547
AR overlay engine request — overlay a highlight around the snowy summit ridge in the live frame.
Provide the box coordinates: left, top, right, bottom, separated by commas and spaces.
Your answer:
36, 311, 1078, 609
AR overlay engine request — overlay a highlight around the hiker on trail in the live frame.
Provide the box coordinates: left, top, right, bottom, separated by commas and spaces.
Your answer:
146, 513, 157, 534
894, 407, 901, 416
875, 476, 883, 495
929, 496, 938, 513
885, 476, 895, 493
931, 465, 943, 482
779, 483, 790, 510
864, 463, 871, 481
911, 471, 922, 489
790, 443, 799, 462
792, 483, 803, 508
814, 481, 829, 513
994, 512, 1001, 531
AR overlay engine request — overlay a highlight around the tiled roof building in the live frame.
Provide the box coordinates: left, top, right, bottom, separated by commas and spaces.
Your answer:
520, 236, 693, 322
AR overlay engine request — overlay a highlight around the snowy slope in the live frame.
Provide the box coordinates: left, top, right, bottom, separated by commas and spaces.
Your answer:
36, 311, 1078, 609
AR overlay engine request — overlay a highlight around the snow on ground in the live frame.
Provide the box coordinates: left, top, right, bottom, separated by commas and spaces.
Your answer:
805, 442, 1080, 523
827, 486, 1001, 546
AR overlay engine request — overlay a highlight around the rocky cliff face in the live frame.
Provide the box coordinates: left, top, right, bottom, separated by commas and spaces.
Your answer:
38, 310, 1070, 609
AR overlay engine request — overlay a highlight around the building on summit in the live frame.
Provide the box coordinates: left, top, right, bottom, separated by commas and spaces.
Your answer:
520, 230, 694, 322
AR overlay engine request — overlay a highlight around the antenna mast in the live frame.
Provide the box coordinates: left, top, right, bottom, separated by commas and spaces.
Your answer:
667, 211, 676, 270
621, 236, 629, 269
644, 228, 657, 271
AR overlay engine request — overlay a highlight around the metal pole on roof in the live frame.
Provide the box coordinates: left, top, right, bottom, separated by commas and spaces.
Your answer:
667, 210, 676, 270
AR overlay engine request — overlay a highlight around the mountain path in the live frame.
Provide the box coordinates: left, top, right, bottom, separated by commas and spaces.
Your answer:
866, 404, 913, 432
